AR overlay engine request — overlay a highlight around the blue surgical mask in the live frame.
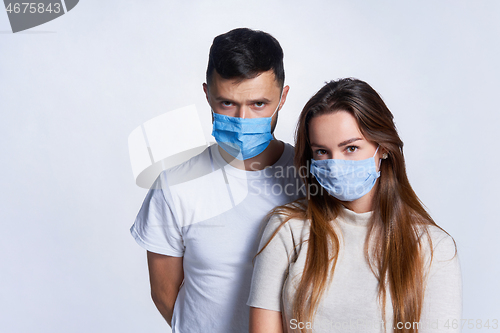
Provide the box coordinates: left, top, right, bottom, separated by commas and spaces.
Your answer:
310, 146, 381, 201
211, 94, 282, 160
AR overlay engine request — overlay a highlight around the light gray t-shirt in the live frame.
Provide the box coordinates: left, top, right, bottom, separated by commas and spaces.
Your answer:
247, 206, 462, 332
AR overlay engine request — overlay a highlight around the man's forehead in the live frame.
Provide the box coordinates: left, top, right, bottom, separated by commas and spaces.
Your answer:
208, 70, 282, 91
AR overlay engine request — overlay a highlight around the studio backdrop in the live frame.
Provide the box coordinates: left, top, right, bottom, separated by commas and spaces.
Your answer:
1, 1, 499, 332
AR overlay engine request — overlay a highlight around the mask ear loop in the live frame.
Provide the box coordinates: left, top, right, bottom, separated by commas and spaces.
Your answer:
374, 146, 382, 170
269, 90, 284, 119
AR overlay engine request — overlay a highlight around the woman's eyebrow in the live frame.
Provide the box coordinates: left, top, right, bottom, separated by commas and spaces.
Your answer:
310, 143, 327, 149
338, 137, 362, 147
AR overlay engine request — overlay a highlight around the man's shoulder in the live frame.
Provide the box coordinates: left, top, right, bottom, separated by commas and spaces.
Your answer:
268, 142, 296, 176
159, 144, 215, 187
280, 142, 295, 165
149, 144, 236, 226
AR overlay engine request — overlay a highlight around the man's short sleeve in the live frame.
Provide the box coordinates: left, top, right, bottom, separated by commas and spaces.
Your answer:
130, 173, 184, 257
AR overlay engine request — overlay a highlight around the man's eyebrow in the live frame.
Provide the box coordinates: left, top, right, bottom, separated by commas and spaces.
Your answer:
248, 98, 272, 104
213, 95, 235, 102
212, 95, 272, 103
338, 137, 363, 147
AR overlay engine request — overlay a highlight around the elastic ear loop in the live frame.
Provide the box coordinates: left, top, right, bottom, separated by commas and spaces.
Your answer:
270, 90, 284, 119
374, 146, 382, 169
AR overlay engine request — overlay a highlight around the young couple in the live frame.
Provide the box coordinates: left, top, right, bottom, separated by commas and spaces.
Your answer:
131, 28, 461, 333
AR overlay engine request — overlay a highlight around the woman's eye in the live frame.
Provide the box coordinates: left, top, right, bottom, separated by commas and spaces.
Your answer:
315, 149, 326, 156
346, 146, 358, 153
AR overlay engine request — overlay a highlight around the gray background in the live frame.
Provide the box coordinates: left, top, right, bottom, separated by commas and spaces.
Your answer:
1, 1, 498, 332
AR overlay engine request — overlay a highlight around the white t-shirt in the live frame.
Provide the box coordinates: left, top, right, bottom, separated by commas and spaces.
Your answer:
247, 206, 462, 333
131, 143, 304, 333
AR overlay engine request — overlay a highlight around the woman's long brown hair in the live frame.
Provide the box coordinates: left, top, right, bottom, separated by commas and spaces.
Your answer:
257, 78, 454, 332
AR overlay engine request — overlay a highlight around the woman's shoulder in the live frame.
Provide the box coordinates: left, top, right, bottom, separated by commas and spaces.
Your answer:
267, 211, 310, 234
264, 205, 311, 247
268, 199, 309, 226
417, 224, 458, 262
419, 224, 455, 245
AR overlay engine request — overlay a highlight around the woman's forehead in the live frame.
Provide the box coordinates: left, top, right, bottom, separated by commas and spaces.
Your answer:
309, 111, 365, 145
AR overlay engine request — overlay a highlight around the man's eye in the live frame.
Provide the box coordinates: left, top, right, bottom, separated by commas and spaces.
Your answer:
254, 102, 265, 108
346, 146, 358, 153
222, 101, 233, 107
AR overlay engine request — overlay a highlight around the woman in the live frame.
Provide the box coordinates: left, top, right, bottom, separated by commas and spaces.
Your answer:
247, 78, 461, 333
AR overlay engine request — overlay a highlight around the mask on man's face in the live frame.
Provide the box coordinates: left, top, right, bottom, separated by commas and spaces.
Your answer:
211, 93, 282, 160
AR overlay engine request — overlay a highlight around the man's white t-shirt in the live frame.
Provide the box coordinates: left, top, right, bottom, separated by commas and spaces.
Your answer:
131, 143, 304, 333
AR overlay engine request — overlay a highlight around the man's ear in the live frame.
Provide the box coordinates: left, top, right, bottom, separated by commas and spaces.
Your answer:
203, 83, 209, 103
204, 83, 215, 123
278, 85, 290, 111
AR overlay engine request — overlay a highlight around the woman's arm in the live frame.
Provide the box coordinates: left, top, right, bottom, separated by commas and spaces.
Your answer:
247, 214, 298, 332
250, 307, 284, 333
419, 230, 462, 333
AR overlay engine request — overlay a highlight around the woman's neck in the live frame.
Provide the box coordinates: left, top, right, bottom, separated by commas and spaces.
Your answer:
341, 185, 376, 213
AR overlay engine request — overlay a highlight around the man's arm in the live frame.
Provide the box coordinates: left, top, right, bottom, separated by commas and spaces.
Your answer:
147, 251, 184, 327
250, 307, 284, 333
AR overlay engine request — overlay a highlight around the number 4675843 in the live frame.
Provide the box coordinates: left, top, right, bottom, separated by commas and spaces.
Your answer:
5, 3, 61, 14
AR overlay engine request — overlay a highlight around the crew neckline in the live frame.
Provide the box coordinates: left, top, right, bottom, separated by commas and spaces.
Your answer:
338, 206, 373, 227
210, 142, 293, 179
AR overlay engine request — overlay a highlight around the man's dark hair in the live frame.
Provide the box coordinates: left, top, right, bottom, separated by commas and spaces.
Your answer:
206, 28, 285, 88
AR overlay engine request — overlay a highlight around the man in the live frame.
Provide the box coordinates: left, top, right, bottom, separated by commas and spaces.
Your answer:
130, 28, 303, 332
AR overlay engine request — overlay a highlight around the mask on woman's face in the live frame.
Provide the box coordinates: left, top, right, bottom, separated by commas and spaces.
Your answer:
310, 146, 381, 201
